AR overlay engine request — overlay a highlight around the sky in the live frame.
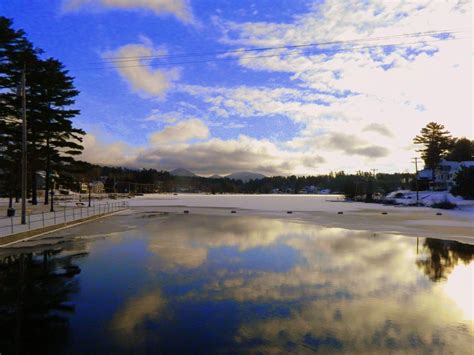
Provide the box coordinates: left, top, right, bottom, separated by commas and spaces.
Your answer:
1, 0, 472, 176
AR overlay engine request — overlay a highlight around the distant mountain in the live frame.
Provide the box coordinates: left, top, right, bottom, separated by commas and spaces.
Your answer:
170, 168, 197, 177
226, 171, 266, 182
209, 174, 223, 179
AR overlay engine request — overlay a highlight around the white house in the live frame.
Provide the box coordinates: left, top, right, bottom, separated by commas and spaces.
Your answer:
417, 159, 474, 191
80, 181, 105, 194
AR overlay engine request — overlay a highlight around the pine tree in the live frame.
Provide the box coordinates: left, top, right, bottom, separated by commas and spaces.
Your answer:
1, 17, 84, 207
413, 122, 453, 180
32, 58, 85, 204
0, 17, 39, 206
445, 137, 474, 162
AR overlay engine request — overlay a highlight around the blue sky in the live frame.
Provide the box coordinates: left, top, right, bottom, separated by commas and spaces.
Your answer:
1, 0, 472, 175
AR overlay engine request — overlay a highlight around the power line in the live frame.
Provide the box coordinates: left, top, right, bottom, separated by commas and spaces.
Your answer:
98, 27, 471, 64
74, 35, 472, 71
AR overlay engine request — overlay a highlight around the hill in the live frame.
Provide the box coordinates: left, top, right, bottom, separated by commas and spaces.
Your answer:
170, 168, 197, 177
226, 171, 266, 182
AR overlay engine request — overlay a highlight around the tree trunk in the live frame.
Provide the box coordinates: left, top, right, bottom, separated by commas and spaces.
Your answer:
30, 133, 38, 204
44, 138, 50, 205
31, 168, 37, 205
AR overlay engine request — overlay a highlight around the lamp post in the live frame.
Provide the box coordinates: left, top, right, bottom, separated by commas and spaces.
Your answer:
88, 182, 92, 207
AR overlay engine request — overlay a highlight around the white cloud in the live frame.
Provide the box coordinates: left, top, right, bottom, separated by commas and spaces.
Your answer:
179, 84, 337, 122
63, 0, 194, 23
80, 120, 325, 175
179, 0, 472, 172
149, 118, 209, 145
136, 134, 324, 175
80, 133, 142, 166
105, 40, 180, 97
80, 1, 472, 174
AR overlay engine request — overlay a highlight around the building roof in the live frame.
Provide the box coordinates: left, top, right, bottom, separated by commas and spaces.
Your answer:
459, 161, 474, 167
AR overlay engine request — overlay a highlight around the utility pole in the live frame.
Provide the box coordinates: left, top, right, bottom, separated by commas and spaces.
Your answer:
21, 67, 27, 225
412, 157, 420, 204
88, 182, 92, 207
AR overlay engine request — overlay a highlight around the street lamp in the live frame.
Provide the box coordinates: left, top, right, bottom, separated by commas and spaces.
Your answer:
88, 182, 93, 207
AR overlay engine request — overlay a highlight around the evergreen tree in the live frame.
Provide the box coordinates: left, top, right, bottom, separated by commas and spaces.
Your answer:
0, 17, 39, 206
451, 166, 474, 199
413, 122, 452, 180
0, 17, 84, 207
445, 137, 474, 162
34, 58, 84, 204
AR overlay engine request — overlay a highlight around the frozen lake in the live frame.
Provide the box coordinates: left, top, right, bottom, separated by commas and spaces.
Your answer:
0, 209, 472, 353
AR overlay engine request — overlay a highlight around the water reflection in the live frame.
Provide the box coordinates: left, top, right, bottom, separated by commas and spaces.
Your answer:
417, 238, 474, 281
0, 213, 472, 353
0, 250, 82, 354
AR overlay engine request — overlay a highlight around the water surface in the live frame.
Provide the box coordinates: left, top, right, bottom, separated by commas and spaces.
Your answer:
0, 210, 473, 353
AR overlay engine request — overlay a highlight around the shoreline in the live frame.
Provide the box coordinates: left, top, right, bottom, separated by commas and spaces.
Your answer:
1, 194, 472, 246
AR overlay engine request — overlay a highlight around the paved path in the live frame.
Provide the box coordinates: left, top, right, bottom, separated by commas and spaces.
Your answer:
0, 200, 128, 238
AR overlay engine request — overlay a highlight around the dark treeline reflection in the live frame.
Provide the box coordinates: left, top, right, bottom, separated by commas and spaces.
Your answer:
0, 249, 82, 354
417, 238, 474, 281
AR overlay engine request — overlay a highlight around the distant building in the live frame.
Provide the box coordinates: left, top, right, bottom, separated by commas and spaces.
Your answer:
417, 159, 474, 191
302, 185, 318, 194
91, 181, 105, 194
80, 181, 105, 194
80, 182, 88, 193
319, 188, 332, 194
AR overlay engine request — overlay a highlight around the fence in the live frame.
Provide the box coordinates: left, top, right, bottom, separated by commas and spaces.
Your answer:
0, 201, 129, 238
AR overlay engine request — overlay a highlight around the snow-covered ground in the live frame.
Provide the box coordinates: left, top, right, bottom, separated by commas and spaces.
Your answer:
385, 190, 474, 210
126, 194, 474, 242
1, 194, 472, 242
129, 193, 474, 214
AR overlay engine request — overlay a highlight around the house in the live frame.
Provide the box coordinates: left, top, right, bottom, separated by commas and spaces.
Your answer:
80, 181, 105, 194
90, 181, 105, 194
417, 159, 474, 191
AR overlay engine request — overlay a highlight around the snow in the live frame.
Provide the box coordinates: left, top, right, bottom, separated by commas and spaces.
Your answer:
2, 194, 472, 243
128, 193, 473, 215
385, 190, 472, 207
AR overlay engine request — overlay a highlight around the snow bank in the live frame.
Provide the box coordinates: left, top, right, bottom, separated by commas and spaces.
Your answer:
385, 190, 471, 207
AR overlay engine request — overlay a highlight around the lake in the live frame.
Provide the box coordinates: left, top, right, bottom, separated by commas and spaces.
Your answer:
0, 209, 472, 353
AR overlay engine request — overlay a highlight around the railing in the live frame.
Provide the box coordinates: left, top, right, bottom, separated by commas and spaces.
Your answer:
0, 201, 129, 238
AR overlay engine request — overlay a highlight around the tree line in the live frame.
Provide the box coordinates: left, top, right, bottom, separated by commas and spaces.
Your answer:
0, 17, 85, 206
60, 159, 413, 197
